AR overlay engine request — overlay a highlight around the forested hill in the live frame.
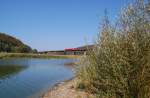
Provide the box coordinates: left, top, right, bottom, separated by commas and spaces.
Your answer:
0, 33, 33, 53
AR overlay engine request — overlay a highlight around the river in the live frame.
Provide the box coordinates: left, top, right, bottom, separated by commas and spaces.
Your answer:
0, 58, 75, 98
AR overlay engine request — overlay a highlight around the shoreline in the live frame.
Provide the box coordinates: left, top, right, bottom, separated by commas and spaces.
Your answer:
0, 53, 80, 59
42, 78, 94, 98
42, 78, 74, 97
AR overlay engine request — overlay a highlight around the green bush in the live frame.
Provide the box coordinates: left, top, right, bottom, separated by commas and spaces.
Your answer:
77, 0, 150, 98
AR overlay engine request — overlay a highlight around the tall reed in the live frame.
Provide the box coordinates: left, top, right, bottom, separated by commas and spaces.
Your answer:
77, 0, 150, 98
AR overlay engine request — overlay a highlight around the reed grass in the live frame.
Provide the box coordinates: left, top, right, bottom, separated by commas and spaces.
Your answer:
77, 0, 150, 98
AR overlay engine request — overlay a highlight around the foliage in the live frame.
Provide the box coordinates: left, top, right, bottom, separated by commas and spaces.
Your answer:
0, 33, 33, 53
77, 0, 150, 98
32, 49, 38, 53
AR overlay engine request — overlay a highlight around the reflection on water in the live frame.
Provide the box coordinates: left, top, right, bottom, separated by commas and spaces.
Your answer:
0, 58, 75, 98
0, 65, 26, 79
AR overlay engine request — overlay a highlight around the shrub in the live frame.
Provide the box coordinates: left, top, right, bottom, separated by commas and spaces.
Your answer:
77, 0, 150, 98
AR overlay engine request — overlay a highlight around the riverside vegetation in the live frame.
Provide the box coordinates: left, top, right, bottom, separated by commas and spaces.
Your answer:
0, 53, 80, 59
77, 0, 150, 98
0, 33, 35, 53
0, 33, 80, 59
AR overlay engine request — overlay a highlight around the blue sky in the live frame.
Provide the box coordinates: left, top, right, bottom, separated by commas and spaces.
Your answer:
0, 0, 132, 51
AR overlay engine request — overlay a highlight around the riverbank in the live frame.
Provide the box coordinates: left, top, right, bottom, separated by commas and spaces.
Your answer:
0, 53, 80, 59
43, 78, 95, 98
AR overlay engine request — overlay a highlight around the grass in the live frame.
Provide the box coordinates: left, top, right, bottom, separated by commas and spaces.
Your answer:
0, 53, 81, 59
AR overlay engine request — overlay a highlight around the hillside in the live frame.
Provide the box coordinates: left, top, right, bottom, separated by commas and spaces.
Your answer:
0, 33, 32, 53
77, 45, 94, 50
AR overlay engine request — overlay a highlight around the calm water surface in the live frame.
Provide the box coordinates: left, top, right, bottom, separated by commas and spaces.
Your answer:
0, 58, 75, 98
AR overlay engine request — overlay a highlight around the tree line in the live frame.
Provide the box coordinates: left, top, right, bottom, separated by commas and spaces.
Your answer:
0, 33, 37, 53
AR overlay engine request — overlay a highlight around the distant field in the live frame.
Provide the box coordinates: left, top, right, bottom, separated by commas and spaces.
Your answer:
0, 53, 81, 59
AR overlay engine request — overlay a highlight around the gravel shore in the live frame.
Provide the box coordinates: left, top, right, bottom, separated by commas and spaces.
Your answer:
43, 78, 94, 98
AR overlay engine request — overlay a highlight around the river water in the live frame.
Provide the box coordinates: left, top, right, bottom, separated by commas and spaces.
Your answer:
0, 58, 75, 98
